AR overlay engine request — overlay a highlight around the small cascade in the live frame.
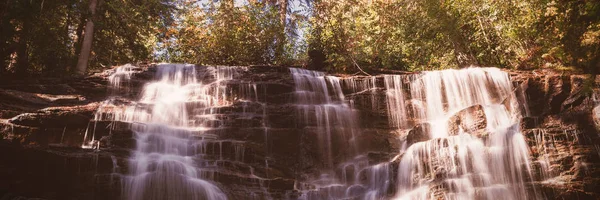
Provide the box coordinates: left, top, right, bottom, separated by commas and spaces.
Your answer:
88, 64, 280, 200
531, 128, 556, 180
108, 64, 136, 91
290, 68, 357, 168
342, 76, 379, 109
114, 64, 228, 200
290, 68, 390, 200
385, 68, 536, 200
384, 75, 413, 129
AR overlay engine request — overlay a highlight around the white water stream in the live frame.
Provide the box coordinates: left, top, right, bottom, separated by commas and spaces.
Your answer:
385, 68, 535, 200
87, 65, 540, 200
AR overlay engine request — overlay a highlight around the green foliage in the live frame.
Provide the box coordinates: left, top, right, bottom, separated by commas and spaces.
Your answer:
163, 1, 280, 65
308, 0, 600, 73
93, 0, 175, 69
0, 0, 175, 77
1, 0, 598, 76
160, 1, 306, 66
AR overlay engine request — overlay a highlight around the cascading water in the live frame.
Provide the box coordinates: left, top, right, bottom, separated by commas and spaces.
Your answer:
114, 64, 228, 200
289, 67, 538, 200
290, 68, 357, 168
342, 76, 379, 110
82, 64, 545, 200
90, 64, 278, 200
290, 68, 391, 200
384, 68, 535, 200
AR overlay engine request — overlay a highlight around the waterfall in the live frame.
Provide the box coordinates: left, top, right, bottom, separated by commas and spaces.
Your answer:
290, 68, 357, 168
289, 67, 536, 200
82, 64, 544, 200
92, 64, 282, 200
384, 68, 535, 200
116, 64, 228, 200
291, 68, 391, 200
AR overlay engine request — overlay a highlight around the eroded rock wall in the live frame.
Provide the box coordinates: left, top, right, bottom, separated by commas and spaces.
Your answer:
0, 65, 598, 200
511, 71, 600, 199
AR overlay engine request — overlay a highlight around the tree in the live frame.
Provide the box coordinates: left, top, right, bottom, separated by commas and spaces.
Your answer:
267, 0, 288, 63
307, 0, 599, 73
0, 0, 176, 78
161, 1, 294, 65
75, 0, 98, 76
1, 0, 598, 76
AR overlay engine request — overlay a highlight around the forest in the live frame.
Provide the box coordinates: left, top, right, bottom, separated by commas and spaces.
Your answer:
1, 1, 600, 200
1, 0, 599, 77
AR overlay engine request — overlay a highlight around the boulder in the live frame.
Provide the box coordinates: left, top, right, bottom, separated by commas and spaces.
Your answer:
406, 123, 430, 145
447, 105, 487, 136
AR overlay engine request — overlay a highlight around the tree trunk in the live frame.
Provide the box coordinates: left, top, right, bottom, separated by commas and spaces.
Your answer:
72, 14, 86, 70
275, 0, 287, 62
75, 0, 98, 76
0, 0, 9, 75
279, 0, 287, 27
15, 17, 30, 77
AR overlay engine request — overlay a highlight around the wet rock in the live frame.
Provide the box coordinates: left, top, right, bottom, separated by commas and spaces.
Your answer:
0, 119, 38, 141
0, 109, 21, 119
9, 103, 99, 128
521, 117, 541, 129
447, 105, 487, 136
405, 99, 426, 123
406, 123, 430, 145
0, 139, 122, 200
1, 65, 600, 199
512, 72, 600, 200
0, 89, 87, 119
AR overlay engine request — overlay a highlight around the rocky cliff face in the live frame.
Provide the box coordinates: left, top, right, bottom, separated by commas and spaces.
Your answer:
343, 70, 600, 199
0, 65, 598, 200
510, 71, 600, 199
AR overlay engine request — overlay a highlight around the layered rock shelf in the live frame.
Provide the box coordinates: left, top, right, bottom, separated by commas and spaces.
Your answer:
0, 64, 598, 200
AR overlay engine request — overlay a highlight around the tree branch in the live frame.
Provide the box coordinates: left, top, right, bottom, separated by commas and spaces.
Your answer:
349, 56, 372, 76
